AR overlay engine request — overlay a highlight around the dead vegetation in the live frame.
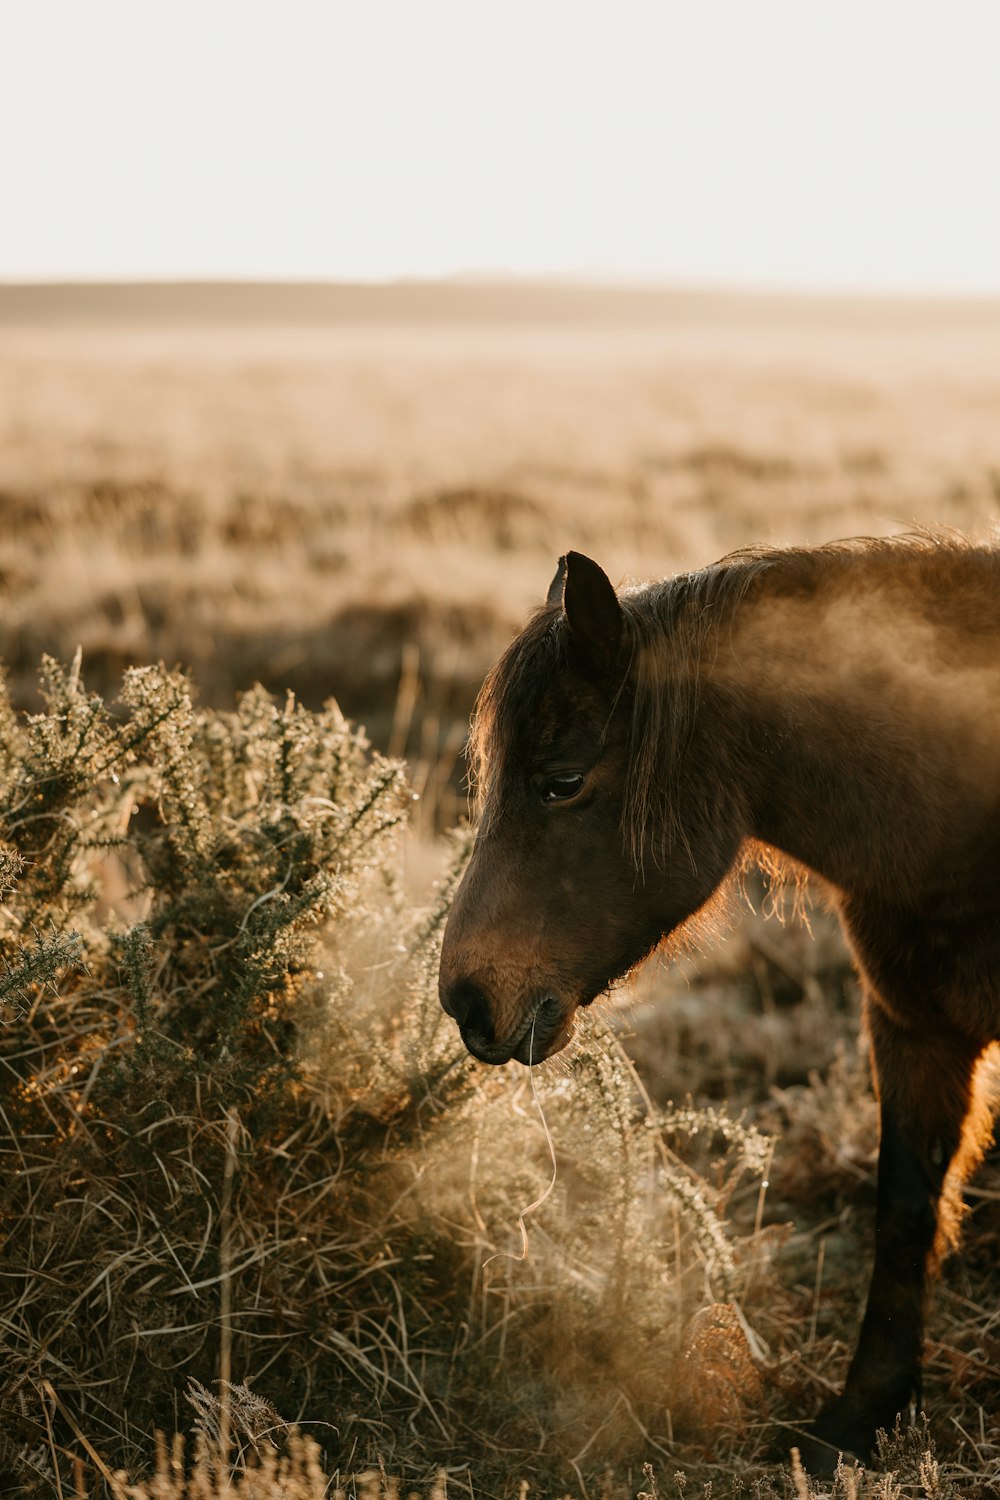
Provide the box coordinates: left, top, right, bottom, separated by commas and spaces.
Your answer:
0, 657, 801, 1497
0, 661, 996, 1498
4, 292, 1000, 796
0, 288, 998, 1496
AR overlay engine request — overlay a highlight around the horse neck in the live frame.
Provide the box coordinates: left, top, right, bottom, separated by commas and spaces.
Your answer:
718, 673, 893, 889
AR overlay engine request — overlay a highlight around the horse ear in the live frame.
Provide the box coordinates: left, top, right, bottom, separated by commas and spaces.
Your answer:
561, 551, 624, 681
546, 555, 568, 610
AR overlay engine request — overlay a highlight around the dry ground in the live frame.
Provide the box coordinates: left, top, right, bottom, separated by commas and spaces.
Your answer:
1, 283, 998, 1494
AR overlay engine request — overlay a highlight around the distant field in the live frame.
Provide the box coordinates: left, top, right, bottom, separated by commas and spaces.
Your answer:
3, 281, 1000, 828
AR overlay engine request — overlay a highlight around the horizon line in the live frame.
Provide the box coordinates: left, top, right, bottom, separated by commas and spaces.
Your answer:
2, 272, 1000, 304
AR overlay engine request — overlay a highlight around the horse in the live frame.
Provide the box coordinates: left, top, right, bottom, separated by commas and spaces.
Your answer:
438, 536, 1000, 1473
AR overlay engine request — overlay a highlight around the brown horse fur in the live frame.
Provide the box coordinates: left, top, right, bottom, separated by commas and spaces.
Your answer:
439, 532, 1000, 1474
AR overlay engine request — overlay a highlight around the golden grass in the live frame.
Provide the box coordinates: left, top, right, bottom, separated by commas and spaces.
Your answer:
3, 288, 1000, 801
1, 286, 998, 1495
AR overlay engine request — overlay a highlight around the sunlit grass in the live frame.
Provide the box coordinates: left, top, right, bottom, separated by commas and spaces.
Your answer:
1, 295, 998, 1495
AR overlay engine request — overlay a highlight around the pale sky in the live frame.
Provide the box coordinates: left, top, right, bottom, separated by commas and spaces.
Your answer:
4, 0, 1000, 292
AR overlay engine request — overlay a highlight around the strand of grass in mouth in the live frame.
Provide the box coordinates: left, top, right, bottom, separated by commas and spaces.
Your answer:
484, 1015, 559, 1265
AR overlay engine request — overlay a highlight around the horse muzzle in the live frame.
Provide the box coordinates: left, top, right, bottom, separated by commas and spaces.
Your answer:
440, 981, 572, 1066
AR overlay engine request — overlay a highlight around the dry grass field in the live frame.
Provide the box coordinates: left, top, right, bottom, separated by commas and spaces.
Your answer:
1, 283, 998, 1497
4, 283, 1000, 801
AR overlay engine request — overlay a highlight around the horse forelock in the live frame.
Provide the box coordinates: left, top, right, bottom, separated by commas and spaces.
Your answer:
468, 606, 568, 816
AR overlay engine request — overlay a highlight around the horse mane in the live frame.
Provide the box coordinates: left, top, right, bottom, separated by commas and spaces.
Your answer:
470, 528, 985, 868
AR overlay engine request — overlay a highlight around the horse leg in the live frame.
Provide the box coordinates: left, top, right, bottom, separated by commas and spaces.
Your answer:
799, 996, 988, 1475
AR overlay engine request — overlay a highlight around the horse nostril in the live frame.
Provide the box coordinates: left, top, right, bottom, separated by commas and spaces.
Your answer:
441, 979, 494, 1044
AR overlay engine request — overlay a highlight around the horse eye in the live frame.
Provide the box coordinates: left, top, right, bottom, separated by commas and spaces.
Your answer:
541, 773, 585, 804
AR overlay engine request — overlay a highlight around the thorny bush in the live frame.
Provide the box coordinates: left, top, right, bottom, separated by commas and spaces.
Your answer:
1, 656, 780, 1496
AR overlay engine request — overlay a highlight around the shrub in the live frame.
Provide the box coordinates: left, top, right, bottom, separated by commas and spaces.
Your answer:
0, 658, 770, 1496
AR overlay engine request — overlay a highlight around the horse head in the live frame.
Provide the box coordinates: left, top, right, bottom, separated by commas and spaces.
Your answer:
438, 552, 742, 1064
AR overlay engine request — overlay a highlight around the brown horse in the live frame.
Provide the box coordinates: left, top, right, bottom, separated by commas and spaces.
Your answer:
438, 535, 1000, 1472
